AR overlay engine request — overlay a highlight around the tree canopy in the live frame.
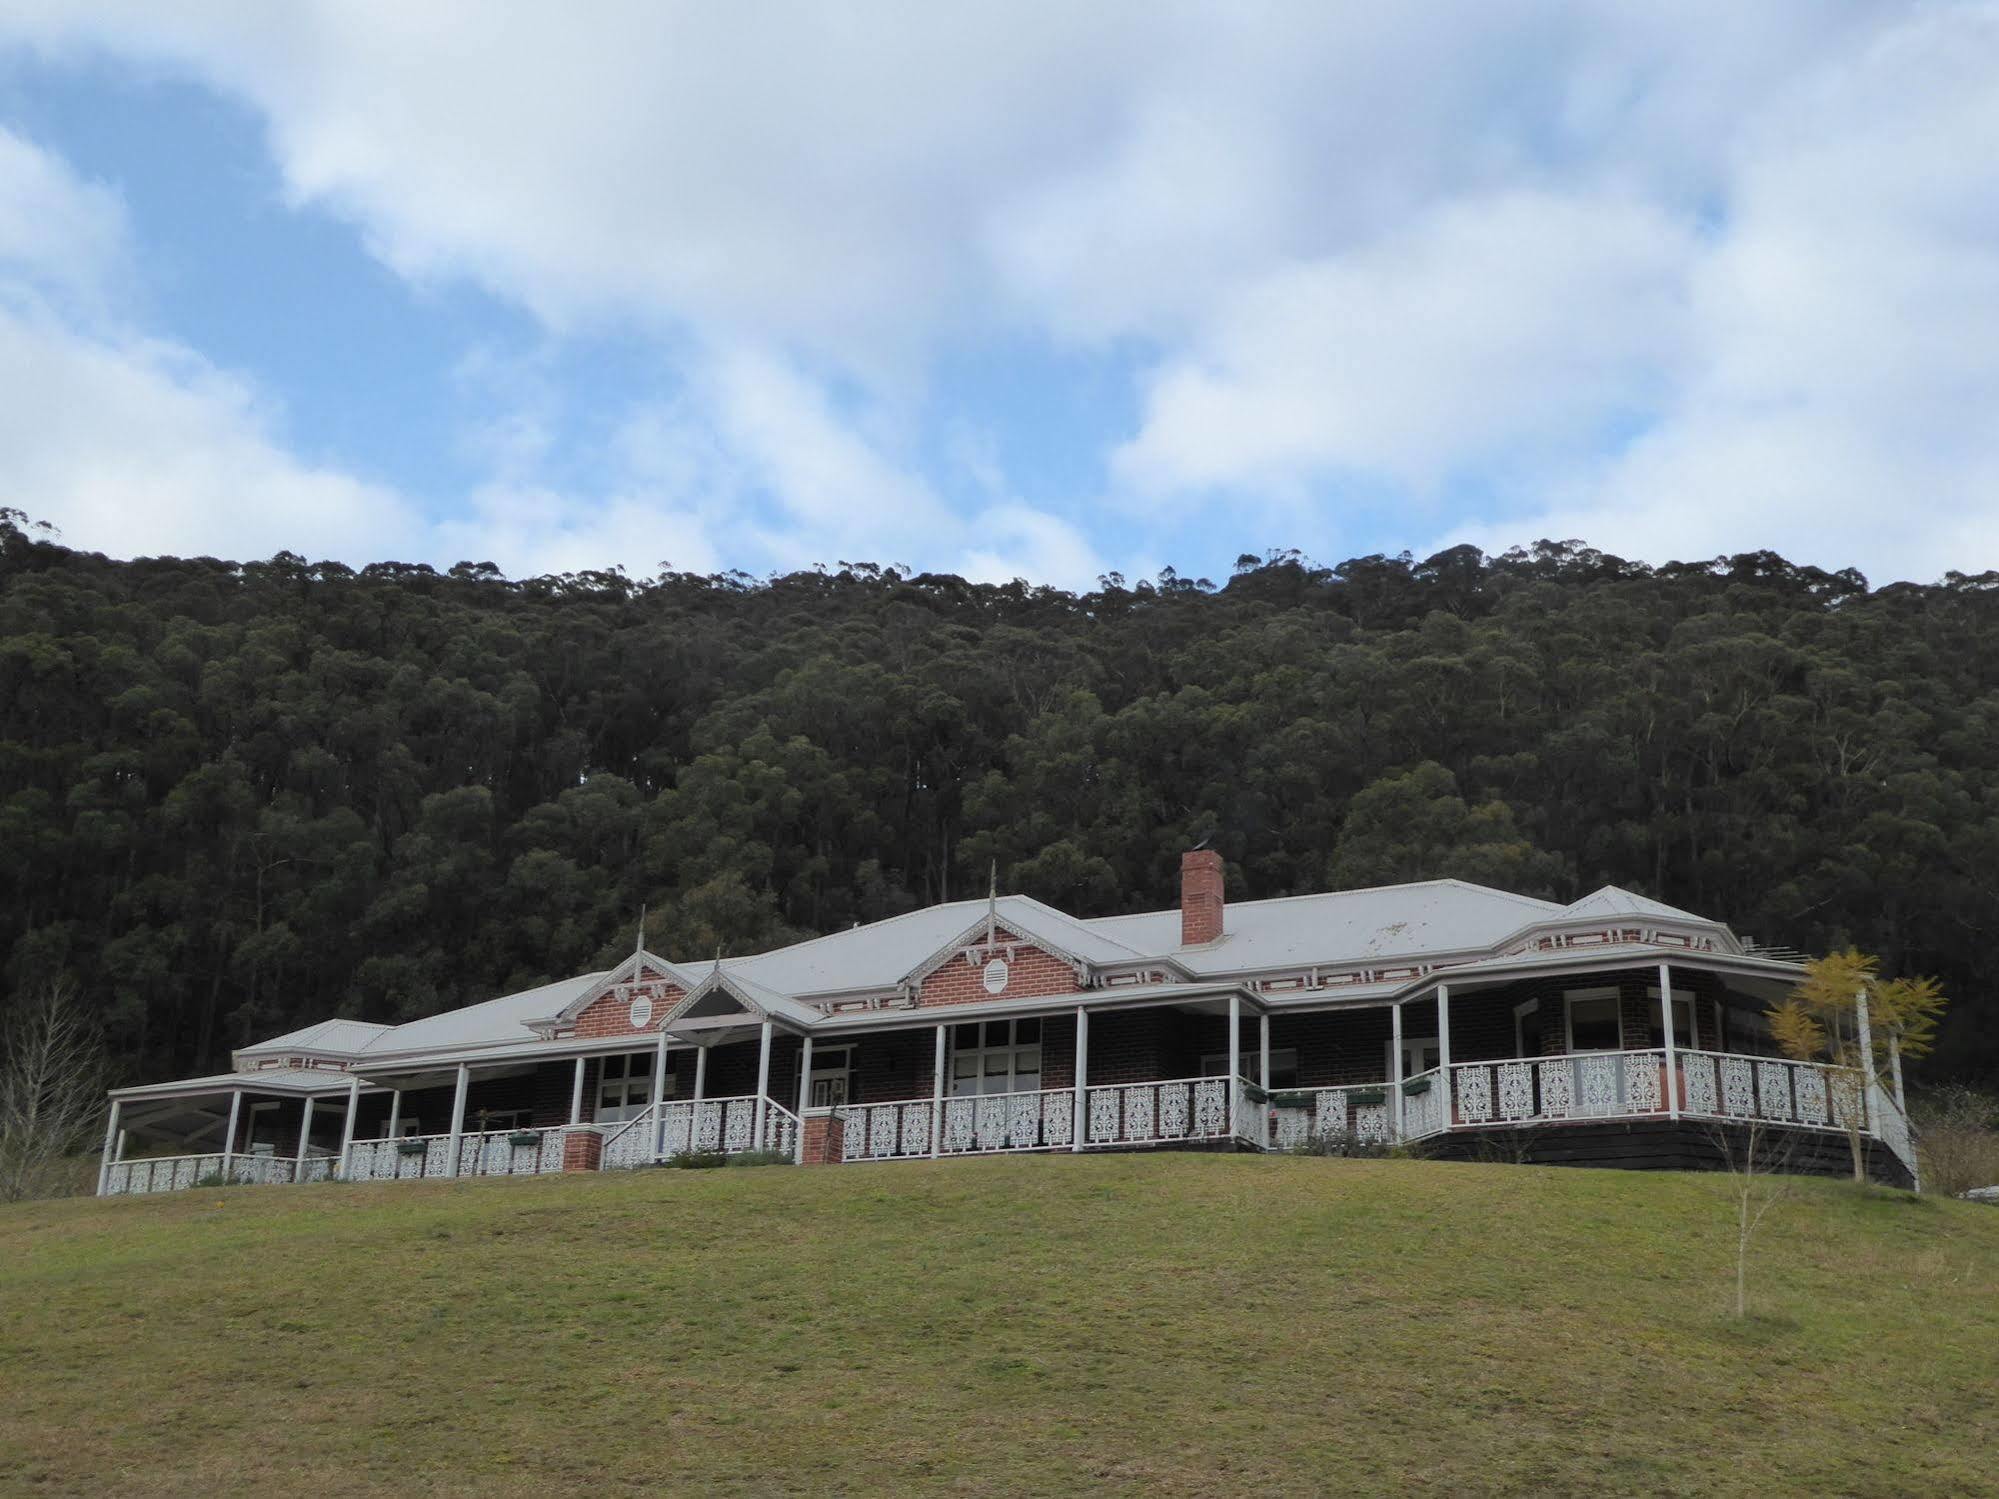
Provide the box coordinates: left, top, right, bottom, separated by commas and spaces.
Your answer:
3, 516, 1995, 1084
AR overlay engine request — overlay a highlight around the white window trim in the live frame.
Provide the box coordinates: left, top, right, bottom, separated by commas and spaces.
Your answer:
1384, 1037, 1441, 1078
1513, 999, 1539, 1057
809, 1045, 854, 1108
1564, 987, 1625, 1053
949, 1019, 1044, 1097
596, 1051, 656, 1122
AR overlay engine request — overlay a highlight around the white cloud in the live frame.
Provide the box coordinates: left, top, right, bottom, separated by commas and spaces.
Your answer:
958, 504, 1105, 592
2, 3, 1996, 583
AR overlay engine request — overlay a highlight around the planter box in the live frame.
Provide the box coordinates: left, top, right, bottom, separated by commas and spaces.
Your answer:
507, 1131, 542, 1148
1347, 1089, 1388, 1107
1270, 1091, 1314, 1109
395, 1139, 429, 1157
1400, 1077, 1433, 1097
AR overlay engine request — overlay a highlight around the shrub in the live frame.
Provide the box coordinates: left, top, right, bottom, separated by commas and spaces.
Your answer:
665, 1150, 730, 1169
1283, 1128, 1393, 1160
723, 1149, 795, 1169
1912, 1085, 1999, 1197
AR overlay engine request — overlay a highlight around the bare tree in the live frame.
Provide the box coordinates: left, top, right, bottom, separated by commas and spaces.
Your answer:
0, 979, 108, 1202
1710, 1118, 1796, 1319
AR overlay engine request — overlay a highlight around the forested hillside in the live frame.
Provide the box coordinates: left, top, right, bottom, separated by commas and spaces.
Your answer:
3, 510, 1995, 1083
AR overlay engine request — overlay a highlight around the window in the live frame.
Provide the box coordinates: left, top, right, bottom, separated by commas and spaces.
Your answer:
596, 1052, 654, 1122
1644, 987, 1698, 1050
395, 1116, 422, 1138
1203, 1047, 1301, 1088
1383, 1038, 1440, 1078
950, 1019, 1042, 1097
1565, 989, 1623, 1052
469, 1108, 528, 1132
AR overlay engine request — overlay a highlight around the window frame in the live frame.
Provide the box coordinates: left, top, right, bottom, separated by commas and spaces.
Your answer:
1201, 1046, 1301, 1088
595, 1050, 656, 1121
1643, 986, 1699, 1051
1563, 987, 1625, 1054
948, 1018, 1043, 1097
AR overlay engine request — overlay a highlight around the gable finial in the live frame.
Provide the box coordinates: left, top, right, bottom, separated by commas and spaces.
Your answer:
987, 859, 999, 949
635, 903, 646, 968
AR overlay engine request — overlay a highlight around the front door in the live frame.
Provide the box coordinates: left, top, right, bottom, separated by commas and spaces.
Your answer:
809, 1047, 853, 1108
1392, 1037, 1441, 1078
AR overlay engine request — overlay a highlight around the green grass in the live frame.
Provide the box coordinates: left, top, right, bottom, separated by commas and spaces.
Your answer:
3, 1155, 1996, 1497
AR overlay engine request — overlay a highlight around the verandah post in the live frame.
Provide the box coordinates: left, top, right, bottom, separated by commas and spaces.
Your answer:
338, 1075, 360, 1179
1259, 1012, 1270, 1089
445, 1063, 470, 1178
96, 1097, 122, 1196
1227, 993, 1242, 1142
296, 1095, 317, 1179
1391, 1000, 1405, 1140
931, 1023, 946, 1159
220, 1089, 242, 1182
654, 1025, 671, 1158
694, 1044, 708, 1101
387, 1088, 402, 1140
569, 1056, 586, 1125
1658, 961, 1679, 1120
1436, 985, 1451, 1127
795, 1033, 813, 1164
752, 1020, 774, 1149
1070, 1005, 1088, 1152
1853, 985, 1873, 1133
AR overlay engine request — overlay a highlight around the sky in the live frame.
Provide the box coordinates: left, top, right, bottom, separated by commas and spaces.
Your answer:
0, 3, 1996, 592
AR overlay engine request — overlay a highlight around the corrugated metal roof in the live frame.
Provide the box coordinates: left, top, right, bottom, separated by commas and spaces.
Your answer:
237, 1018, 395, 1057
1559, 886, 1706, 922
364, 972, 607, 1055
112, 1066, 360, 1099
1086, 879, 1563, 974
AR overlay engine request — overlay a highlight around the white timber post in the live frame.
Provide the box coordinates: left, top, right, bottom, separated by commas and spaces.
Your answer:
295, 1095, 317, 1181
694, 1043, 708, 1101
220, 1089, 242, 1181
96, 1098, 122, 1196
1071, 1005, 1088, 1152
1391, 1000, 1405, 1140
445, 1063, 470, 1178
931, 1022, 947, 1159
568, 1056, 587, 1125
1259, 1012, 1271, 1089
1888, 1031, 1906, 1112
386, 1087, 402, 1140
753, 1020, 774, 1149
654, 1025, 671, 1158
1853, 986, 1874, 1133
1227, 992, 1243, 1143
1436, 985, 1452, 1128
795, 1033, 813, 1164
339, 1075, 361, 1179
1658, 961, 1679, 1121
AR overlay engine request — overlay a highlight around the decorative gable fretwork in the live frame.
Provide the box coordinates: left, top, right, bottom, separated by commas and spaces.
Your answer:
912, 925, 1086, 1009
250, 1054, 355, 1072
571, 964, 686, 1039
1505, 925, 1717, 956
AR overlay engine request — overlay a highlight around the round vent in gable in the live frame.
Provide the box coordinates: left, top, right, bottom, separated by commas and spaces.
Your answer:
628, 994, 654, 1030
982, 957, 1010, 995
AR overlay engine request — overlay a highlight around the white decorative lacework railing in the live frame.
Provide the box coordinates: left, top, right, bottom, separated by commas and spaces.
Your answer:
344, 1126, 567, 1182
1869, 1081, 1917, 1186
840, 1086, 1077, 1160
599, 1095, 797, 1168
1089, 1076, 1242, 1148
1673, 1050, 1863, 1133
1266, 1082, 1400, 1148
102, 1151, 337, 1195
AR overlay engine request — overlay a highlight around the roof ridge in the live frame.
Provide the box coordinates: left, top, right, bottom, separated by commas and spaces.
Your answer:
1084, 877, 1562, 927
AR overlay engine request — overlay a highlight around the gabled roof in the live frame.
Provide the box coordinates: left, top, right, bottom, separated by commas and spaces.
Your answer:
1084, 879, 1563, 975
665, 964, 827, 1029
538, 949, 701, 1029
236, 1017, 395, 1058
1558, 886, 1707, 922
722, 894, 1145, 997
367, 972, 607, 1055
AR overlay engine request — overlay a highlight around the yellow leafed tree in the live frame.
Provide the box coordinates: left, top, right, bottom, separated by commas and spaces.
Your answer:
1767, 949, 1946, 1182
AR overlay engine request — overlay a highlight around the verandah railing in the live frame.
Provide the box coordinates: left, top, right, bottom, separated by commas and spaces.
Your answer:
836, 1076, 1264, 1161
598, 1094, 800, 1168
345, 1125, 568, 1181
103, 1151, 337, 1195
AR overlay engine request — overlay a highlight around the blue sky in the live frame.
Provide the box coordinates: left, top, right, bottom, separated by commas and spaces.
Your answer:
1, 4, 1995, 589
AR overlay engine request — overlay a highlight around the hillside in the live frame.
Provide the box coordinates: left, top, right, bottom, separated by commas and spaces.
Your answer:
3, 1154, 1995, 1497
5, 523, 1999, 1083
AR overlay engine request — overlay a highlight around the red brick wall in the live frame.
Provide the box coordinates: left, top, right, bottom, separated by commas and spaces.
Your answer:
573, 981, 686, 1039
915, 929, 1080, 1008
800, 1113, 844, 1165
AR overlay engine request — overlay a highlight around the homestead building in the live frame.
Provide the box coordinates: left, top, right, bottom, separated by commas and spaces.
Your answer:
98, 852, 1918, 1194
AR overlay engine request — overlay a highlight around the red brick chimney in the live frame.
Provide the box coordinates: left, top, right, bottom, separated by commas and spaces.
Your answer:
1180, 849, 1225, 946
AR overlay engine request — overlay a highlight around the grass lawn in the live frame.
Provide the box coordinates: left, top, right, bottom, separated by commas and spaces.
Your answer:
2, 1154, 1995, 1497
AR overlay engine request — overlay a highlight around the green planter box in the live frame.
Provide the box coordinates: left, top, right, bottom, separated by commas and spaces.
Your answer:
1400, 1077, 1433, 1098
1347, 1088, 1388, 1107
1240, 1084, 1269, 1105
507, 1131, 542, 1148
1270, 1091, 1314, 1109
395, 1139, 429, 1157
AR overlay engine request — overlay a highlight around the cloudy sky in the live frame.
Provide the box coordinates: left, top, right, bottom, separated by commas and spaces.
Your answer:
0, 3, 1995, 589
